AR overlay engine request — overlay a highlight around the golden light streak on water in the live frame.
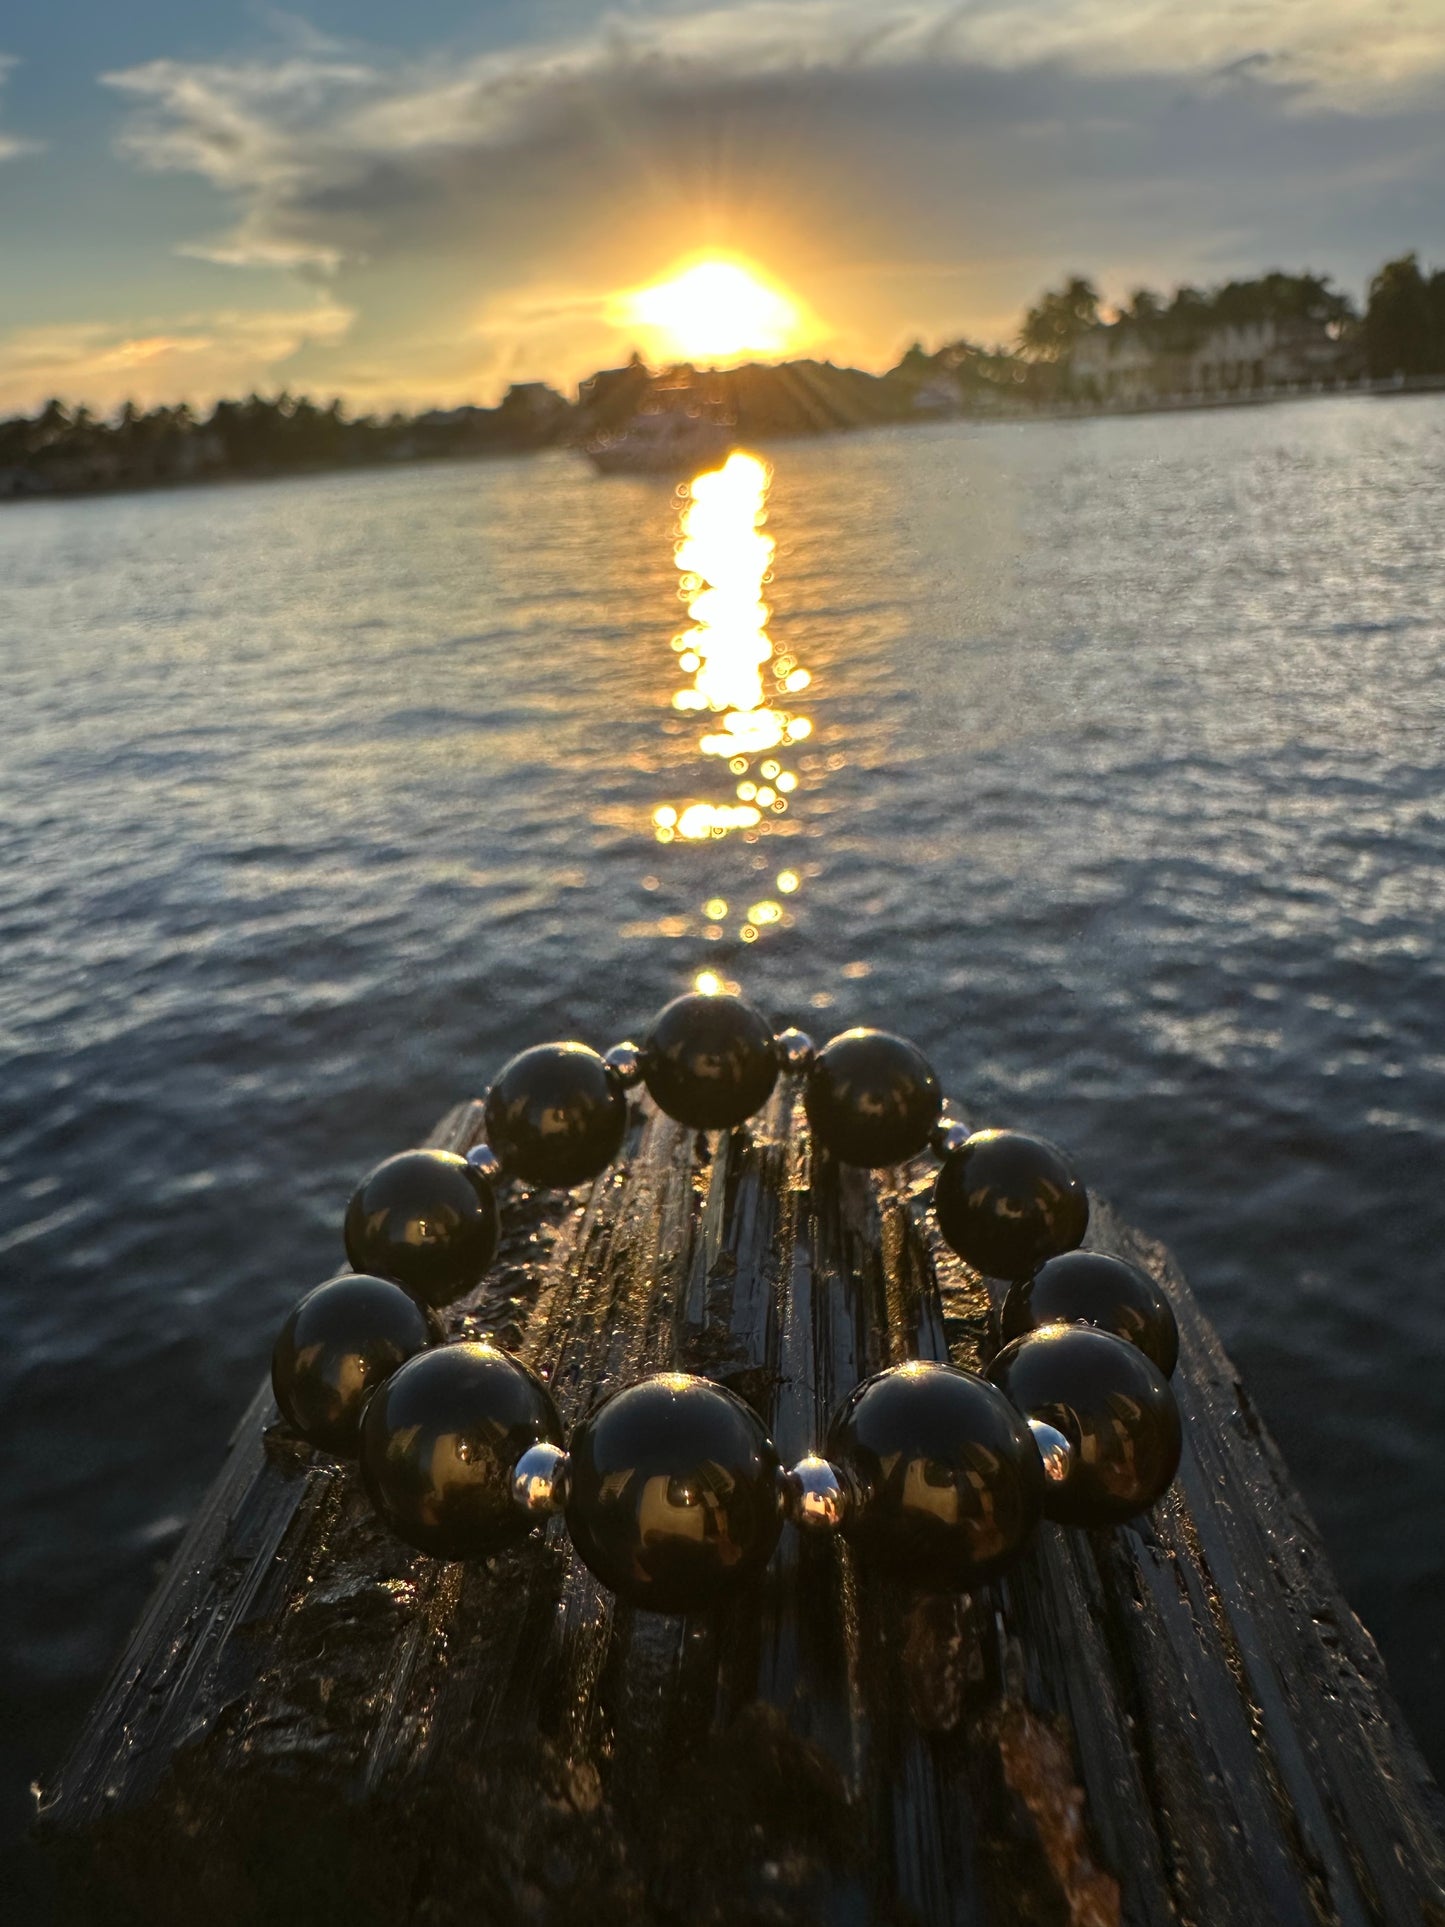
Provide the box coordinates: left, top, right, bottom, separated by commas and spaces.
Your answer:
650, 451, 814, 941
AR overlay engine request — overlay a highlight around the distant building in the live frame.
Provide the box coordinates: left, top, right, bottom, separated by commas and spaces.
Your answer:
414, 405, 488, 429
499, 382, 569, 422
908, 376, 965, 416
495, 382, 571, 443
1069, 325, 1157, 404
577, 358, 651, 418
1070, 315, 1354, 403
408, 387, 570, 451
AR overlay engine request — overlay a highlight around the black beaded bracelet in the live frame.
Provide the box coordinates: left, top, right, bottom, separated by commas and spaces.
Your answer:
271, 989, 1183, 1612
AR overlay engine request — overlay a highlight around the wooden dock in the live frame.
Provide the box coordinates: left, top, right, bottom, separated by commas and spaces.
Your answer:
37, 1090, 1445, 1924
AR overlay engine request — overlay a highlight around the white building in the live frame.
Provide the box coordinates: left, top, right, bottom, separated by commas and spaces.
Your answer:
1070, 325, 1157, 403
1070, 316, 1351, 403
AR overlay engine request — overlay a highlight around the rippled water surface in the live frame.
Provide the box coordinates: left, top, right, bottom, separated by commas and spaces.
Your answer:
3, 397, 1443, 1853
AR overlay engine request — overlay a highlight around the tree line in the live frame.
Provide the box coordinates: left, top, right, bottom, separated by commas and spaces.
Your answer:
0, 386, 573, 497
1013, 256, 1445, 375
3, 251, 1443, 501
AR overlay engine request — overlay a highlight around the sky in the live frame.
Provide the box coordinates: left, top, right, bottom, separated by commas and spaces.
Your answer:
2, 0, 1444, 415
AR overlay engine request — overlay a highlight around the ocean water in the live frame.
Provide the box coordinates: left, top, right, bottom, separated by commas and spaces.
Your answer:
2, 396, 1442, 1859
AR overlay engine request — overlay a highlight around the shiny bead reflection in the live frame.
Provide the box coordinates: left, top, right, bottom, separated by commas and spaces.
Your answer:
784, 1455, 850, 1534
565, 1373, 784, 1612
774, 1027, 816, 1075
483, 1042, 627, 1188
933, 1129, 1088, 1280
805, 1028, 941, 1167
512, 1442, 572, 1520
988, 1325, 1181, 1527
271, 1273, 442, 1455
1002, 1250, 1179, 1378
1028, 1418, 1075, 1487
465, 1143, 504, 1182
603, 1042, 645, 1089
360, 1342, 563, 1559
827, 1361, 1044, 1590
930, 1115, 970, 1159
641, 992, 779, 1130
344, 1149, 500, 1308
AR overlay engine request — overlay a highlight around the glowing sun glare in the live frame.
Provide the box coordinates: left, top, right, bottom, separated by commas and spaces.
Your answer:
619, 259, 804, 364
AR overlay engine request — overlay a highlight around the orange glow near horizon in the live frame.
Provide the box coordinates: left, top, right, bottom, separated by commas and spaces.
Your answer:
615, 257, 807, 365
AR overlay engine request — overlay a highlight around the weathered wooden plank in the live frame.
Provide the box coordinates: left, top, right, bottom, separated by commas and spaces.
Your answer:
36, 1090, 1445, 1926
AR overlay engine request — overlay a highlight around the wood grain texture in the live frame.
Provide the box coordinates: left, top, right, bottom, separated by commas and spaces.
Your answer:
37, 1090, 1445, 1926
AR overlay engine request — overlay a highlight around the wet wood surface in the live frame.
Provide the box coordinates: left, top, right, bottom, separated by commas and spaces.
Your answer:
38, 1089, 1445, 1925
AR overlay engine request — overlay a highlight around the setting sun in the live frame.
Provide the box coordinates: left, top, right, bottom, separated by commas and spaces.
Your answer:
615, 258, 805, 365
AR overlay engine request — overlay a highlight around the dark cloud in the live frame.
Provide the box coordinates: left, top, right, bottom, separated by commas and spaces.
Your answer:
93, 3, 1445, 391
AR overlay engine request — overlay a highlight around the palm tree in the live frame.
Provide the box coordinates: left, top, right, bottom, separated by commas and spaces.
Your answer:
1364, 254, 1439, 377
1125, 288, 1164, 326
1018, 276, 1101, 360
34, 398, 71, 447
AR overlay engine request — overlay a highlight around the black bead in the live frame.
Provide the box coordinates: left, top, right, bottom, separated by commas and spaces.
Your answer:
360, 1341, 563, 1559
804, 1028, 942, 1167
483, 1041, 628, 1187
343, 1148, 500, 1308
933, 1129, 1088, 1280
640, 992, 779, 1130
565, 1374, 783, 1612
1001, 1250, 1179, 1378
987, 1324, 1181, 1527
272, 1273, 443, 1455
827, 1361, 1044, 1589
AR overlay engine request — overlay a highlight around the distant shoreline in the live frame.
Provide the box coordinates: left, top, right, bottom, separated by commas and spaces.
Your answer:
1000, 370, 1445, 426
3, 372, 1442, 510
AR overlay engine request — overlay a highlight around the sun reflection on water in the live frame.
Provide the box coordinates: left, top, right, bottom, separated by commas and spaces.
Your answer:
649, 452, 815, 945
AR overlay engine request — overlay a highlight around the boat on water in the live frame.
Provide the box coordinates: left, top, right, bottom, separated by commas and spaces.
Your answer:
584, 407, 735, 475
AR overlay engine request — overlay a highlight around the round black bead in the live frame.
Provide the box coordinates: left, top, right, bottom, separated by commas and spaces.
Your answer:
987, 1324, 1181, 1527
1001, 1250, 1179, 1378
343, 1148, 500, 1308
804, 1028, 942, 1167
272, 1273, 443, 1454
483, 1041, 628, 1187
565, 1374, 783, 1612
933, 1129, 1088, 1280
360, 1341, 563, 1559
641, 992, 779, 1130
826, 1361, 1044, 1589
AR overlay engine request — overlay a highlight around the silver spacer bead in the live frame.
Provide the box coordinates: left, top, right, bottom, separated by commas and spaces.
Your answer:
929, 1114, 970, 1158
774, 1028, 816, 1075
466, 1143, 504, 1181
603, 1043, 645, 1088
511, 1442, 572, 1519
782, 1454, 850, 1533
1028, 1418, 1075, 1486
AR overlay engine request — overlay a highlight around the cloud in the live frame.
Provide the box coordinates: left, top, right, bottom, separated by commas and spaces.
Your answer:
0, 302, 354, 416
918, 0, 1445, 109
92, 3, 1445, 393
0, 53, 43, 160
100, 3, 1445, 252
